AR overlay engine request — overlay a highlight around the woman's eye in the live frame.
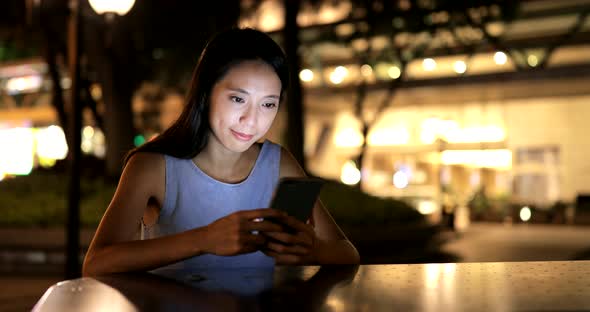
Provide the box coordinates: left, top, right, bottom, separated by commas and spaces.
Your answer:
230, 96, 245, 103
263, 102, 277, 109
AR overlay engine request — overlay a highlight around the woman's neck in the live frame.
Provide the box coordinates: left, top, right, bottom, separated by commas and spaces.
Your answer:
192, 138, 259, 183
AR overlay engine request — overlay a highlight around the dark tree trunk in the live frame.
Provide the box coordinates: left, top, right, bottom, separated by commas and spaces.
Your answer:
84, 17, 135, 178
353, 83, 367, 191
102, 69, 134, 177
356, 122, 369, 191
65, 0, 82, 279
44, 37, 68, 137
284, 0, 305, 170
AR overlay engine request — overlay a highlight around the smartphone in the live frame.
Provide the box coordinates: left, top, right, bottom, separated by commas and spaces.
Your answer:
268, 177, 325, 223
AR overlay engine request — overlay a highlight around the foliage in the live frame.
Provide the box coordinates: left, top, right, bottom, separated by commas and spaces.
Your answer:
467, 186, 490, 217
319, 180, 424, 226
0, 170, 114, 228
1, 171, 424, 228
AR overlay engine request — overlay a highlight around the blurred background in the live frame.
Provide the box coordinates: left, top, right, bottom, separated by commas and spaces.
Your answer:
2, 0, 590, 309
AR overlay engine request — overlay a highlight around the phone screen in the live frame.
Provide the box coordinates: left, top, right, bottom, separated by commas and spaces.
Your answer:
269, 177, 325, 223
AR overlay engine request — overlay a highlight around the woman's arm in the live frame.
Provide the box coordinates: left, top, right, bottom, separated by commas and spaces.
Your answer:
83, 153, 284, 276
83, 153, 204, 275
269, 147, 360, 264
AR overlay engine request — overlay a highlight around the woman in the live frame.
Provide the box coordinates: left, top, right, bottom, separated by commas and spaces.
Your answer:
83, 28, 359, 276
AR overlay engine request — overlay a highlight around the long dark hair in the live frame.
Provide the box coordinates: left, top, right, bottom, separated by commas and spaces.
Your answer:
125, 28, 289, 164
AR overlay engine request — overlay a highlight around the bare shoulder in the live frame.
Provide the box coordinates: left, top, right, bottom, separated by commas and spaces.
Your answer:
279, 145, 306, 178
125, 152, 165, 178
121, 152, 166, 198
87, 152, 166, 251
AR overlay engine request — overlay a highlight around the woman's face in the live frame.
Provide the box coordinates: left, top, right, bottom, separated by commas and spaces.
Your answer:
208, 60, 282, 153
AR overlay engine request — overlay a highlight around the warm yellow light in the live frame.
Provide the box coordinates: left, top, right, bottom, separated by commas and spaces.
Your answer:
424, 263, 441, 289
89, 0, 135, 15
329, 73, 344, 84
261, 15, 283, 32
418, 200, 438, 215
335, 66, 348, 76
420, 119, 504, 144
387, 66, 401, 79
94, 129, 105, 145
453, 61, 467, 74
527, 54, 539, 67
90, 84, 102, 100
444, 263, 457, 275
374, 63, 390, 79
83, 126, 95, 139
368, 127, 409, 146
351, 39, 369, 52
520, 206, 532, 222
494, 51, 507, 65
360, 64, 373, 77
329, 66, 348, 84
440, 149, 512, 169
334, 127, 364, 148
6, 75, 42, 93
340, 160, 361, 185
89, 128, 106, 158
334, 23, 355, 37
436, 120, 460, 142
0, 128, 35, 175
420, 117, 459, 144
38, 157, 57, 168
420, 118, 446, 144
81, 140, 93, 154
60, 77, 71, 89
422, 58, 437, 71
444, 126, 505, 143
35, 125, 68, 160
325, 297, 345, 312
299, 69, 314, 82
317, 1, 352, 24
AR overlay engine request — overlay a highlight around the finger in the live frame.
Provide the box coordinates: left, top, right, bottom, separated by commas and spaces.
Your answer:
236, 236, 266, 254
262, 231, 311, 246
245, 220, 284, 233
278, 256, 302, 265
276, 215, 314, 235
240, 208, 286, 220
272, 217, 315, 246
240, 233, 267, 246
240, 244, 260, 254
262, 249, 279, 258
266, 241, 311, 255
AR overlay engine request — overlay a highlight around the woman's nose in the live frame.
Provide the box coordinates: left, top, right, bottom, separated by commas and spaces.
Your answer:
239, 105, 257, 126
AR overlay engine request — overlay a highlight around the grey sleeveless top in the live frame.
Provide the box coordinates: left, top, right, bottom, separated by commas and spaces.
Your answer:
142, 140, 281, 269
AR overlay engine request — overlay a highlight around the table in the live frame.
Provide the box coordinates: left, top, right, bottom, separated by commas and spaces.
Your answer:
33, 261, 590, 311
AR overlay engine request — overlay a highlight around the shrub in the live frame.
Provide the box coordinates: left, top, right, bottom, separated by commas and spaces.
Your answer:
0, 172, 424, 228
0, 170, 114, 227
319, 180, 424, 226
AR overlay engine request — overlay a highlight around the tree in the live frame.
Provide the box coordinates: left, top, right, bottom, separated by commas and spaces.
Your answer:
344, 1, 519, 190
80, 1, 242, 177
284, 0, 306, 169
291, 0, 588, 191
7, 1, 242, 178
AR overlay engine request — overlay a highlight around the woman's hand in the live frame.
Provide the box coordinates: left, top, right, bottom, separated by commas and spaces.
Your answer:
261, 215, 318, 265
203, 208, 285, 256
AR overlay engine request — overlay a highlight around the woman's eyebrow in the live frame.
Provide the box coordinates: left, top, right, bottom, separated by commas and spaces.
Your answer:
227, 87, 279, 99
227, 87, 249, 94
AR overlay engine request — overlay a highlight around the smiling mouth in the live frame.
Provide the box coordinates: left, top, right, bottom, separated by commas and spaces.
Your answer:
231, 129, 254, 141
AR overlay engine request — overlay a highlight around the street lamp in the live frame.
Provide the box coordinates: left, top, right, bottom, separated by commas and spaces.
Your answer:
89, 0, 136, 16
65, 0, 135, 279
65, 0, 83, 279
